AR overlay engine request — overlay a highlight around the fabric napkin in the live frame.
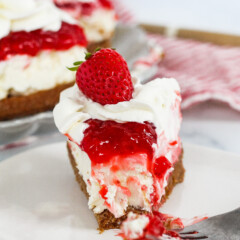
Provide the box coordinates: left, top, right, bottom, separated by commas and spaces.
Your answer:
147, 35, 240, 111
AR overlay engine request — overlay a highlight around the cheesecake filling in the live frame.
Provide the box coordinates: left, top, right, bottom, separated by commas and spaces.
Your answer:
54, 77, 182, 218
54, 0, 117, 42
0, 46, 86, 100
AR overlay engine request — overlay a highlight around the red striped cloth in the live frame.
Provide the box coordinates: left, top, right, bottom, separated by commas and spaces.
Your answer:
149, 35, 240, 111
112, 0, 135, 24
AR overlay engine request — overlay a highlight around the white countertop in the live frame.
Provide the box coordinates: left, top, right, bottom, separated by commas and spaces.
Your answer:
181, 102, 240, 154
123, 0, 240, 155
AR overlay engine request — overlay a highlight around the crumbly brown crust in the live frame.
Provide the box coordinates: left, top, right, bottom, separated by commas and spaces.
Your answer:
67, 143, 185, 230
0, 82, 74, 121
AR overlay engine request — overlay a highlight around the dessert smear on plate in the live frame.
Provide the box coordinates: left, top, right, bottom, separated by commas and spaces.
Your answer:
53, 0, 117, 51
53, 48, 184, 230
119, 211, 207, 239
120, 211, 184, 240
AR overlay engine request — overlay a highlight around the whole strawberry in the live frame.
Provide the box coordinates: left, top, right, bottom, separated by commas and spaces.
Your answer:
72, 48, 133, 105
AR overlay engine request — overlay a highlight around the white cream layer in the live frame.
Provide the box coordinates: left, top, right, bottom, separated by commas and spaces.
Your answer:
0, 0, 75, 39
0, 46, 86, 100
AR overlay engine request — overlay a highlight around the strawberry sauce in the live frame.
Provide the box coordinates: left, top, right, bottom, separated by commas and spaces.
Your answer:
153, 156, 172, 179
80, 119, 157, 165
98, 0, 113, 9
99, 184, 108, 200
0, 22, 87, 61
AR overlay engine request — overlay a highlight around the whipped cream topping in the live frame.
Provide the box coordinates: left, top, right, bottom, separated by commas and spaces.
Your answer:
54, 77, 181, 157
0, 0, 75, 39
0, 46, 86, 100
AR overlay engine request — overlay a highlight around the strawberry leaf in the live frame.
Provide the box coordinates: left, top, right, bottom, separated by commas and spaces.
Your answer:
95, 47, 101, 52
67, 66, 79, 71
73, 61, 84, 66
85, 52, 92, 60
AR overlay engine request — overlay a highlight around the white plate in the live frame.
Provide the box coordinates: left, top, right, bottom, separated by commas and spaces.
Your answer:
0, 143, 240, 240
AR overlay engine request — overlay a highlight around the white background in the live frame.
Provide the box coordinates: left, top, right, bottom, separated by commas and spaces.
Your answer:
122, 0, 240, 35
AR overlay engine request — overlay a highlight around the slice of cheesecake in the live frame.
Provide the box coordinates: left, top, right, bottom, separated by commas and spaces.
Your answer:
0, 0, 88, 120
53, 48, 184, 230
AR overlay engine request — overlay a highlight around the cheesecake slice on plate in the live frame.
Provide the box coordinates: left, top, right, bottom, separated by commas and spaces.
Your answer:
53, 48, 184, 230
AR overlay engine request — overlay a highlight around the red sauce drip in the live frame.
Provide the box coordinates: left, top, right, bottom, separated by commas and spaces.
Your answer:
153, 156, 172, 179
0, 22, 87, 61
169, 140, 177, 146
98, 0, 113, 9
99, 184, 112, 208
150, 156, 172, 206
99, 185, 108, 200
65, 133, 74, 142
80, 119, 157, 165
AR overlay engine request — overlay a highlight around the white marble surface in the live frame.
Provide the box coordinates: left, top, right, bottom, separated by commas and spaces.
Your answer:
181, 102, 240, 154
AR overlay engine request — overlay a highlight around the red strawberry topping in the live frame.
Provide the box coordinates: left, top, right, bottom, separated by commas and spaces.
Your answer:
0, 22, 87, 61
153, 156, 172, 179
98, 0, 113, 9
76, 48, 133, 105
